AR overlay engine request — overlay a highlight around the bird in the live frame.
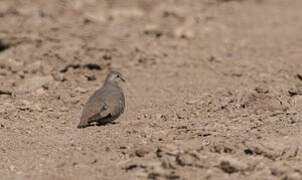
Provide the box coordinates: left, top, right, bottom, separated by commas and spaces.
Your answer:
77, 71, 126, 128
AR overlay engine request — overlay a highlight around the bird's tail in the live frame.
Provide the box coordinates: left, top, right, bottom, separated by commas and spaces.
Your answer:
77, 119, 88, 128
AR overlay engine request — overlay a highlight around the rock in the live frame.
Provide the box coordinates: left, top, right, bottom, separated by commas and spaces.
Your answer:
240, 92, 288, 114
0, 89, 11, 96
155, 113, 168, 121
255, 87, 269, 94
161, 156, 176, 169
174, 26, 195, 39
19, 100, 43, 112
186, 99, 201, 105
292, 95, 302, 113
173, 17, 195, 39
6, 58, 24, 73
176, 153, 200, 167
60, 106, 68, 112
20, 99, 31, 109
75, 87, 88, 94
35, 88, 46, 95
270, 162, 287, 177
156, 144, 179, 158
70, 98, 80, 104
288, 84, 302, 97
147, 161, 166, 174
135, 147, 150, 157
147, 172, 160, 179
219, 157, 248, 174
30, 61, 52, 75
144, 24, 162, 37
245, 141, 282, 160
47, 112, 60, 119
156, 113, 162, 120
19, 75, 53, 92
29, 61, 41, 74
33, 103, 43, 112
9, 165, 15, 171
287, 172, 302, 180
124, 164, 139, 171
85, 10, 107, 23
51, 72, 66, 82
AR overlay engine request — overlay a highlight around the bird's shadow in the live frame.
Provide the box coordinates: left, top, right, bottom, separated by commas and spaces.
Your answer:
79, 121, 118, 128
95, 121, 119, 126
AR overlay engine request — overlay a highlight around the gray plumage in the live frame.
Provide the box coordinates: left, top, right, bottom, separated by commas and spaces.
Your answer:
77, 71, 125, 128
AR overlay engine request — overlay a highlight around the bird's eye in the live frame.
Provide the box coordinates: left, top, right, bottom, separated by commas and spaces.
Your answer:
116, 74, 120, 78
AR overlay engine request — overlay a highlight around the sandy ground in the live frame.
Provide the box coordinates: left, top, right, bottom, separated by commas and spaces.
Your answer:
1, 0, 302, 179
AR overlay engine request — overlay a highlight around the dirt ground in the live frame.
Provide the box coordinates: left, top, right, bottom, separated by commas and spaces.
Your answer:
1, 0, 302, 179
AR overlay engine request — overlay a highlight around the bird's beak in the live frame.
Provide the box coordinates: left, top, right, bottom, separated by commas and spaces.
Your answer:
120, 77, 126, 82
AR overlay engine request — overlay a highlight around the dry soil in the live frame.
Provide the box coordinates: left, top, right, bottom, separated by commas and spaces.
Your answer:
1, 0, 302, 179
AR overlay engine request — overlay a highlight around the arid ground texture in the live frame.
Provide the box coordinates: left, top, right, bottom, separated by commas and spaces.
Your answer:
1, 0, 302, 179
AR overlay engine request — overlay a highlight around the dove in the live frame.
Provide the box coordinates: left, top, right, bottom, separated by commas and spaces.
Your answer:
77, 71, 125, 128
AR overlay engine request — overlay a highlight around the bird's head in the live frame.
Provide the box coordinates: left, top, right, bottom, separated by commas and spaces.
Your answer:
105, 71, 126, 85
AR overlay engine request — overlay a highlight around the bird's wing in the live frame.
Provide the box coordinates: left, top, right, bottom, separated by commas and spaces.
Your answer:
87, 103, 112, 123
